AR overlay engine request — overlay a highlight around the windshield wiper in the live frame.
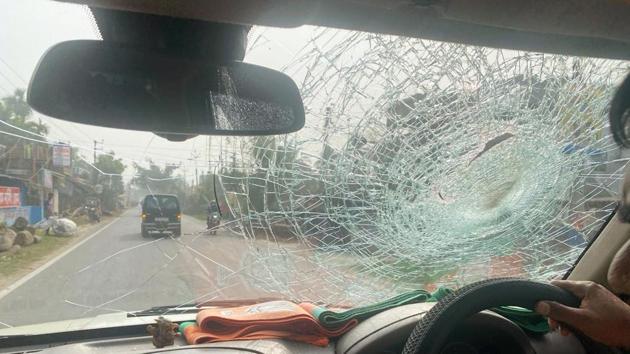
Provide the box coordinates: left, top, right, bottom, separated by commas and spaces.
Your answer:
128, 297, 288, 317
0, 325, 150, 348
128, 304, 199, 317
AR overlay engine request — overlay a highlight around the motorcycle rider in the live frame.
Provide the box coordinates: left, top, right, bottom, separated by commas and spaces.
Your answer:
208, 201, 219, 214
207, 201, 220, 233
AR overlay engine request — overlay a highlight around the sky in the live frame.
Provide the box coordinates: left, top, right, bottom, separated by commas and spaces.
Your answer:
0, 0, 315, 182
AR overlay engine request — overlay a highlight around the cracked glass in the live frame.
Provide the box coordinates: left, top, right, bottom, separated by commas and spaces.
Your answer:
0, 8, 629, 331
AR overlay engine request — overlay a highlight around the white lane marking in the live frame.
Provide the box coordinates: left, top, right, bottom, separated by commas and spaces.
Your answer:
0, 216, 121, 302
194, 257, 211, 278
77, 236, 162, 273
0, 320, 12, 328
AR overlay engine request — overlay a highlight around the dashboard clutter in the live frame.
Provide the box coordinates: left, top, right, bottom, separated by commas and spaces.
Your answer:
183, 301, 353, 346
304, 288, 451, 329
178, 286, 553, 347
147, 317, 180, 348
180, 289, 452, 346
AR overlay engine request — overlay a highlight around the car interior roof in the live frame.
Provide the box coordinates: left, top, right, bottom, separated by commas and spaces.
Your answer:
58, 0, 630, 60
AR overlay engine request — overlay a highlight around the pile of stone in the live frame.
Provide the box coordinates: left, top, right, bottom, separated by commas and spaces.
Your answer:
0, 217, 42, 253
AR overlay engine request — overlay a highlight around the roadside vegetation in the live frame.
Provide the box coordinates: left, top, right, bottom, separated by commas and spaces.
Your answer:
0, 231, 70, 287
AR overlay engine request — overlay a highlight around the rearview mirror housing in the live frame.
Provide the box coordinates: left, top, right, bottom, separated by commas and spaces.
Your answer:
27, 40, 305, 138
611, 73, 630, 148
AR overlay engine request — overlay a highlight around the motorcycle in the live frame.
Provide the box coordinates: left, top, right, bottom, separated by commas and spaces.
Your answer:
207, 212, 220, 235
87, 206, 101, 223
84, 198, 102, 223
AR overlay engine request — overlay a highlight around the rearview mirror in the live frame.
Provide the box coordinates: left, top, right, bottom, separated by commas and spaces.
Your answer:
611, 73, 630, 148
27, 40, 305, 138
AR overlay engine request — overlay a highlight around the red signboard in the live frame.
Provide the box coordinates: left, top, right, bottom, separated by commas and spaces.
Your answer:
0, 187, 20, 208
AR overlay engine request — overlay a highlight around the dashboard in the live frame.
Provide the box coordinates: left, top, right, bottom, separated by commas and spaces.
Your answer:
0, 303, 586, 354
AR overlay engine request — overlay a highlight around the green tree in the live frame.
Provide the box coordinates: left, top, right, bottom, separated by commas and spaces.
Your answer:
131, 161, 184, 197
94, 152, 126, 210
0, 89, 48, 145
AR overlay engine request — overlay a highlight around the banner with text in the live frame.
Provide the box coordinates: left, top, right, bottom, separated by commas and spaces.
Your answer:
0, 186, 21, 208
52, 144, 72, 167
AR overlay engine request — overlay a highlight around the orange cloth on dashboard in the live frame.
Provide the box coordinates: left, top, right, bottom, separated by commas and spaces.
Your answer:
184, 300, 358, 346
183, 323, 330, 346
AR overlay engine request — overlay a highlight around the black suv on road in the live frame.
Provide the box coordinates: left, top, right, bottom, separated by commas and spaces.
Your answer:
141, 194, 181, 237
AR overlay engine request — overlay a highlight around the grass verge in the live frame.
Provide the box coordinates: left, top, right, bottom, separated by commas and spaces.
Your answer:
0, 235, 72, 279
0, 211, 126, 291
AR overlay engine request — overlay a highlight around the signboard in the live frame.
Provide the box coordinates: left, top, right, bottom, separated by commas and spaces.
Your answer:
43, 169, 53, 189
0, 207, 29, 225
5, 169, 29, 176
52, 144, 72, 167
0, 187, 20, 208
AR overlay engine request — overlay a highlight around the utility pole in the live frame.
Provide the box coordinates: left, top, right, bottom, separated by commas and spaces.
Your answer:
188, 150, 201, 189
93, 140, 104, 185
182, 164, 188, 193
93, 139, 104, 164
191, 150, 200, 187
211, 135, 212, 170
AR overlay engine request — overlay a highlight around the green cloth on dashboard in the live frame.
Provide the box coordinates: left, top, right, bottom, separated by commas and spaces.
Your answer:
491, 306, 549, 333
179, 321, 196, 333
312, 288, 453, 329
311, 287, 549, 333
179, 288, 549, 335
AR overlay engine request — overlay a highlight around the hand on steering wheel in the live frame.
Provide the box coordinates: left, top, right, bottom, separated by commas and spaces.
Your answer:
535, 280, 630, 350
402, 278, 580, 354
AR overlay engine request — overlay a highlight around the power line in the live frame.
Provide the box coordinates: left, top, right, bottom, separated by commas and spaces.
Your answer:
0, 123, 124, 162
0, 56, 28, 85
35, 115, 87, 146
0, 124, 226, 169
141, 135, 155, 157
0, 79, 81, 142
0, 69, 20, 90
79, 156, 187, 180
65, 121, 96, 145
0, 55, 96, 144
0, 113, 205, 161
0, 119, 237, 172
0, 127, 188, 181
0, 81, 11, 96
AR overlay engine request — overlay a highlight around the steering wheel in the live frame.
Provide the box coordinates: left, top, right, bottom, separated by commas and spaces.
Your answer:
402, 278, 581, 354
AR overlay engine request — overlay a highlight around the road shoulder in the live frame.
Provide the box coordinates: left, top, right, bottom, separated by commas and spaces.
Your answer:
0, 214, 122, 291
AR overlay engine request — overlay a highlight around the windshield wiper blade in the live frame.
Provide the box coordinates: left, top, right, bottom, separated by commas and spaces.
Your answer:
128, 297, 289, 317
128, 304, 199, 317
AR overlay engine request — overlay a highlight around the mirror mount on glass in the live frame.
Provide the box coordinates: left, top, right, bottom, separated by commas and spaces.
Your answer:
27, 40, 305, 141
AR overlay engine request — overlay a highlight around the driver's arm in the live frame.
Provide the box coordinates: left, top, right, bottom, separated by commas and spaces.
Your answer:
535, 280, 630, 349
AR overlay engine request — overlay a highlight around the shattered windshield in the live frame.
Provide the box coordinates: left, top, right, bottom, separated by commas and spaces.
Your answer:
0, 2, 629, 331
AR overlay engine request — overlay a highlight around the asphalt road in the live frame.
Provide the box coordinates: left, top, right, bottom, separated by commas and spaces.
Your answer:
0, 209, 287, 328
